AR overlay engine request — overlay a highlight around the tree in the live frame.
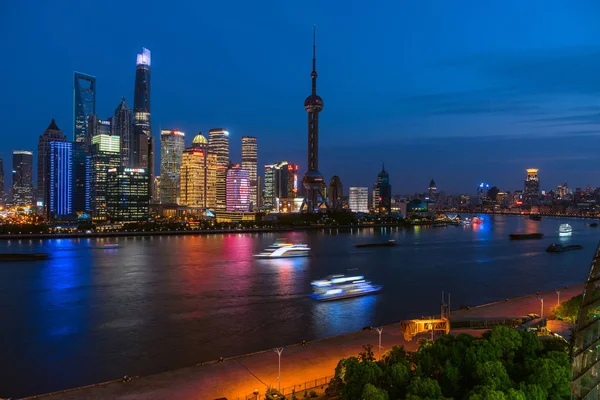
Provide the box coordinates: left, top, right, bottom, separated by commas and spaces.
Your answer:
361, 383, 389, 400
526, 351, 571, 399
359, 344, 376, 362
551, 294, 582, 323
341, 358, 382, 400
406, 377, 443, 398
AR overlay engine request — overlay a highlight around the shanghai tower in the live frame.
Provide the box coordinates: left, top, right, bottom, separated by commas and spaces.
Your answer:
133, 48, 153, 170
301, 26, 326, 212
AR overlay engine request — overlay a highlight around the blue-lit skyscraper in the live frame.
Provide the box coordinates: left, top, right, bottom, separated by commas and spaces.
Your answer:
48, 141, 72, 218
72, 143, 90, 215
73, 72, 96, 151
37, 119, 67, 215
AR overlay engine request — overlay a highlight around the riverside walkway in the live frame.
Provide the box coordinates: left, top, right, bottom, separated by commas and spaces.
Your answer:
27, 284, 584, 400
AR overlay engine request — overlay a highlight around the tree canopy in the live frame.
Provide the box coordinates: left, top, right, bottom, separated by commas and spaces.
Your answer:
327, 326, 571, 399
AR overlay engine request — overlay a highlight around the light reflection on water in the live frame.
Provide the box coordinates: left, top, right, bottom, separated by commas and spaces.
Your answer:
0, 215, 598, 397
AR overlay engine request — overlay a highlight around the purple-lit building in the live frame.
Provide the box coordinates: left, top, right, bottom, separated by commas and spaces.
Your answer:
226, 165, 250, 212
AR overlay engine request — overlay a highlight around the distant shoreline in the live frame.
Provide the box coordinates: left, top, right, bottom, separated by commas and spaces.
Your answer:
0, 222, 421, 240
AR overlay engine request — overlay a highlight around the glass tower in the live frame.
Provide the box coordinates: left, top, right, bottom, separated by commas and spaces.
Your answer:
90, 134, 121, 220
38, 118, 67, 215
114, 97, 133, 167
208, 128, 230, 211
133, 47, 151, 168
106, 167, 149, 222
159, 130, 185, 204
226, 165, 250, 212
328, 176, 343, 211
572, 243, 600, 398
73, 72, 96, 150
524, 168, 540, 205
72, 143, 91, 214
241, 136, 258, 210
12, 150, 33, 207
48, 141, 73, 218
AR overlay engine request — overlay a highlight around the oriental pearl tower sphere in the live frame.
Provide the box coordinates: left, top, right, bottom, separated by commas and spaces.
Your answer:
302, 26, 326, 212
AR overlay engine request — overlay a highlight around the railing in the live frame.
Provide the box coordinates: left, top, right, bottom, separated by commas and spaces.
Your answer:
280, 375, 333, 396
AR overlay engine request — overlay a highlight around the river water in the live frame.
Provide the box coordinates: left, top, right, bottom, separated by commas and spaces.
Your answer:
0, 215, 597, 397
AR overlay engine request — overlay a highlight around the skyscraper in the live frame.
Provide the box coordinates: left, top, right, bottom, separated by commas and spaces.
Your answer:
301, 26, 326, 212
114, 97, 133, 167
263, 161, 298, 210
106, 167, 149, 222
37, 119, 67, 213
48, 141, 73, 218
179, 133, 217, 209
241, 136, 258, 210
159, 129, 185, 204
328, 176, 343, 211
90, 134, 121, 220
73, 72, 96, 150
428, 179, 437, 202
72, 143, 91, 215
524, 168, 540, 204
133, 47, 152, 174
375, 164, 391, 214
208, 128, 230, 211
226, 165, 250, 212
12, 151, 33, 206
349, 187, 369, 213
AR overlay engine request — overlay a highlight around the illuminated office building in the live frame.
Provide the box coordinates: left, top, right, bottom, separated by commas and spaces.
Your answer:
74, 72, 96, 150
133, 47, 152, 169
349, 187, 369, 213
226, 165, 250, 212
12, 150, 33, 206
48, 141, 73, 218
524, 168, 540, 204
428, 179, 437, 202
106, 167, 149, 222
114, 97, 133, 167
72, 143, 91, 214
477, 183, 491, 205
241, 136, 258, 210
37, 119, 67, 214
328, 176, 343, 211
179, 133, 217, 209
372, 164, 391, 214
88, 116, 112, 139
208, 128, 230, 211
90, 134, 121, 219
263, 161, 298, 211
159, 130, 185, 204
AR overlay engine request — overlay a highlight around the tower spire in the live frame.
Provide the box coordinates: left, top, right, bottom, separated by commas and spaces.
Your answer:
312, 25, 317, 95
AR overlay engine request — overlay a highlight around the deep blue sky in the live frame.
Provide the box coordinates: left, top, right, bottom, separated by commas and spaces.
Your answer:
2, 1, 600, 195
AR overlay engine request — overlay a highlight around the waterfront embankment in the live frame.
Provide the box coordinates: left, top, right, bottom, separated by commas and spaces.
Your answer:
23, 284, 584, 400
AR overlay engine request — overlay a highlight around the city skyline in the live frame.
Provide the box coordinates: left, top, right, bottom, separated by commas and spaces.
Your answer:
3, 1, 600, 193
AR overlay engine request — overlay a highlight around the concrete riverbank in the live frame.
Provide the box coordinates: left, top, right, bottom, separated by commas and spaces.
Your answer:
23, 284, 584, 400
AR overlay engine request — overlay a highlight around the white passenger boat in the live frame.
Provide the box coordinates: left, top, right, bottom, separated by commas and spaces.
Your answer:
310, 274, 382, 301
254, 241, 310, 259
559, 224, 572, 236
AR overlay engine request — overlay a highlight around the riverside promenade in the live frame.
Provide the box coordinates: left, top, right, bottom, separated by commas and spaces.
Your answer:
26, 284, 584, 400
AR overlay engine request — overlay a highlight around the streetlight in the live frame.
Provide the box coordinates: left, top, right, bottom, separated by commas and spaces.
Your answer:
555, 290, 561, 307
374, 327, 383, 360
273, 347, 284, 392
537, 296, 544, 319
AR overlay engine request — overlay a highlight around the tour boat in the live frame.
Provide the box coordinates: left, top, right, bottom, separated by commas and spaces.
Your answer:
254, 242, 310, 259
589, 222, 598, 228
103, 243, 119, 249
546, 244, 583, 253
529, 214, 542, 221
509, 233, 544, 240
310, 274, 382, 301
355, 240, 397, 248
558, 224, 572, 236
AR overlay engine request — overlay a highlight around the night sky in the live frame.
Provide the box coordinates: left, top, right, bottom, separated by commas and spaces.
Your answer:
2, 1, 600, 195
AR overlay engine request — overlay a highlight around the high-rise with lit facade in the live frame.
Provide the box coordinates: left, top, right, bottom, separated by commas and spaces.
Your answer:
73, 72, 96, 151
302, 27, 326, 212
179, 133, 217, 209
477, 183, 491, 205
263, 161, 298, 211
133, 47, 153, 183
114, 97, 133, 167
428, 179, 437, 202
524, 168, 540, 204
328, 176, 343, 211
375, 164, 391, 214
48, 141, 73, 218
106, 167, 149, 222
349, 187, 369, 213
72, 143, 91, 215
37, 119, 67, 214
226, 165, 250, 212
90, 134, 121, 220
12, 151, 33, 207
159, 130, 185, 204
0, 156, 4, 206
208, 128, 230, 211
241, 136, 258, 210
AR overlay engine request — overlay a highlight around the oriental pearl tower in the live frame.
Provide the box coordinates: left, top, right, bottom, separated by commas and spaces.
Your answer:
301, 26, 327, 212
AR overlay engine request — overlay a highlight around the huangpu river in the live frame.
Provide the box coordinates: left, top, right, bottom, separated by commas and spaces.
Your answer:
0, 215, 596, 397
